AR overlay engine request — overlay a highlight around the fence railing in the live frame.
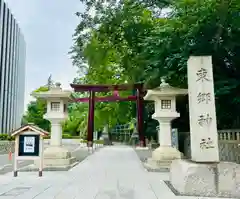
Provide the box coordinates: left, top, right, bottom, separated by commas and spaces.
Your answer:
217, 130, 240, 163
218, 130, 240, 143
183, 129, 240, 163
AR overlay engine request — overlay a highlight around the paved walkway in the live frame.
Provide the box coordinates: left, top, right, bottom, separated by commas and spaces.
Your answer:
0, 146, 231, 199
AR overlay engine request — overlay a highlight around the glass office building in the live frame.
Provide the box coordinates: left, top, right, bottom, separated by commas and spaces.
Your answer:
0, 0, 26, 134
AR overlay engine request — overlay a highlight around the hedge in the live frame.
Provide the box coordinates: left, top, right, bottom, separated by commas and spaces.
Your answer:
43, 134, 81, 139
80, 139, 104, 144
0, 134, 104, 144
0, 134, 14, 141
0, 133, 81, 141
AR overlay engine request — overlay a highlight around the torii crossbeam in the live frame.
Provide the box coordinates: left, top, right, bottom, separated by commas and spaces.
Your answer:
70, 83, 145, 147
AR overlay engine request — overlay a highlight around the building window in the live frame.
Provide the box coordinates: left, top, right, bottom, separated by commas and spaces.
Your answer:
51, 102, 60, 111
63, 104, 67, 112
161, 100, 171, 109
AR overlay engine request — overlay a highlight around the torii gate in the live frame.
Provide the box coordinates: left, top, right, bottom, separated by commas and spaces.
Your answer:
70, 83, 146, 147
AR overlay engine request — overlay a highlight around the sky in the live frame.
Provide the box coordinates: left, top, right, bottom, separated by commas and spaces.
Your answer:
4, 0, 85, 111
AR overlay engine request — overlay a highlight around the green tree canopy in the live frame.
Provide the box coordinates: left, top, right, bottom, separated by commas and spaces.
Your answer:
24, 86, 50, 131
71, 0, 240, 135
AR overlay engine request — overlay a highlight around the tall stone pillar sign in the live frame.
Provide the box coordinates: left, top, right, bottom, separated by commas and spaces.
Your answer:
31, 82, 76, 170
169, 57, 240, 198
187, 56, 219, 162
144, 79, 187, 170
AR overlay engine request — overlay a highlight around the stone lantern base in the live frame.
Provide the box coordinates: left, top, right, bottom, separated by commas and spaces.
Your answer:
20, 146, 78, 172
144, 146, 183, 171
32, 146, 77, 171
42, 146, 77, 168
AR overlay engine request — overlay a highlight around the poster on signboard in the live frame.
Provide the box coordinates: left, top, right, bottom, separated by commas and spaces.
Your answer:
23, 136, 35, 153
172, 128, 179, 150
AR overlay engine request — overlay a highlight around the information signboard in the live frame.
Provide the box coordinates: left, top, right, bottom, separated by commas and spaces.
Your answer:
11, 124, 48, 177
18, 135, 40, 156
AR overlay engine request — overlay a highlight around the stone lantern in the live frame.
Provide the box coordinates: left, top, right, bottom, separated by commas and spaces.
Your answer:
31, 82, 76, 169
144, 78, 187, 170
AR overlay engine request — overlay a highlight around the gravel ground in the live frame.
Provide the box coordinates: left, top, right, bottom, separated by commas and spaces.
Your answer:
134, 148, 170, 172
71, 147, 95, 162
134, 148, 152, 163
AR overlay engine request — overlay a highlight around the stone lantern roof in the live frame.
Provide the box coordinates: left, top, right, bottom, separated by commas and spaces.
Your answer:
31, 82, 72, 100
144, 78, 188, 101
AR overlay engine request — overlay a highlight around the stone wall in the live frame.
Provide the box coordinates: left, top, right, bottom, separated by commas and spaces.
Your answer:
0, 141, 14, 154
0, 139, 82, 155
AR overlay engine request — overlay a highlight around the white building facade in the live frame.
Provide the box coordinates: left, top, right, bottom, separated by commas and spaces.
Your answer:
0, 0, 26, 134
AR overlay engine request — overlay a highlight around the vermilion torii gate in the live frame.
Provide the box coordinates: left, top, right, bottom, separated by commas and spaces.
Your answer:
70, 83, 146, 147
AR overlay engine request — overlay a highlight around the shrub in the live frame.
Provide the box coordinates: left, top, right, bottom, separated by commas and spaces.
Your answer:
80, 139, 104, 144
0, 134, 14, 141
44, 134, 81, 139
0, 134, 8, 140
95, 140, 104, 144
71, 136, 80, 139
62, 133, 72, 139
0, 133, 81, 140
44, 135, 50, 139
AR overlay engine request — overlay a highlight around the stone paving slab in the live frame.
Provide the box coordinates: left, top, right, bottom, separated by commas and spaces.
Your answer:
0, 146, 236, 199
